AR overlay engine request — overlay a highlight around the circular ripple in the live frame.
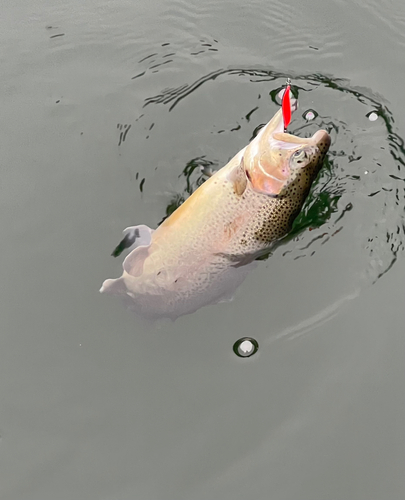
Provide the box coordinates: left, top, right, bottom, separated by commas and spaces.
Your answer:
127, 65, 405, 290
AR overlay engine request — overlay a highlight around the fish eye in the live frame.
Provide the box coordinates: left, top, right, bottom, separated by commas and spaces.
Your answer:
292, 149, 307, 163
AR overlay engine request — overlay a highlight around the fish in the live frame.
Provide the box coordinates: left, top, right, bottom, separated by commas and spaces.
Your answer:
100, 98, 331, 319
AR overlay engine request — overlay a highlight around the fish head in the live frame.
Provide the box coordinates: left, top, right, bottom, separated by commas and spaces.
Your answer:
243, 106, 331, 197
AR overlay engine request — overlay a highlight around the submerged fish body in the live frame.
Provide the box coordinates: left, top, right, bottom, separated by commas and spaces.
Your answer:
101, 103, 331, 319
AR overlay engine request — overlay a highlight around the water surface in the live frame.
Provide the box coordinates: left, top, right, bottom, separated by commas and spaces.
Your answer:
1, 1, 404, 499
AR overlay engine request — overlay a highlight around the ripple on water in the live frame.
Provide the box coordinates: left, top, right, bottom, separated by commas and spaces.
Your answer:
123, 63, 404, 292
357, 0, 405, 47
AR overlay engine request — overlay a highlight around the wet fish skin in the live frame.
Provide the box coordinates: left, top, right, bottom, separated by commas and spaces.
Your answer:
100, 105, 331, 319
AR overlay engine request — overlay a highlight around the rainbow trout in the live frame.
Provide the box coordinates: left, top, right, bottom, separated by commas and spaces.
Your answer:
101, 100, 330, 319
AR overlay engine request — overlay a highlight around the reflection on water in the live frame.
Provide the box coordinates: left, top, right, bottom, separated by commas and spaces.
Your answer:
132, 68, 404, 285
267, 288, 361, 344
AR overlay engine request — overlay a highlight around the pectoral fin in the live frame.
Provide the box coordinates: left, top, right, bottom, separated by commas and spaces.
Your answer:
100, 277, 126, 295
111, 224, 154, 257
226, 159, 247, 196
101, 224, 154, 294
123, 246, 150, 277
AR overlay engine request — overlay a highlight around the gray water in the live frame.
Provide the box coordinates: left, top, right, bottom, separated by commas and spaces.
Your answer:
1, 1, 405, 499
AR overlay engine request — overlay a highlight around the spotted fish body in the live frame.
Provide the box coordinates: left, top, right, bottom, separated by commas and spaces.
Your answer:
101, 102, 331, 319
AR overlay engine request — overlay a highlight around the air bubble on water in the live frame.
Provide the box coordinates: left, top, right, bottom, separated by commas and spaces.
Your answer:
367, 111, 378, 121
233, 337, 259, 358
303, 109, 317, 121
240, 340, 253, 353
200, 165, 213, 177
272, 84, 295, 106
277, 88, 285, 101
276, 87, 292, 103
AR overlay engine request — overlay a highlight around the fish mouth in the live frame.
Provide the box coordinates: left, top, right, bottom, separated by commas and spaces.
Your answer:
254, 101, 330, 153
254, 105, 331, 160
242, 104, 331, 195
310, 129, 331, 155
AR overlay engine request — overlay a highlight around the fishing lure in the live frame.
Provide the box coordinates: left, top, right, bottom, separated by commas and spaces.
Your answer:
282, 78, 292, 130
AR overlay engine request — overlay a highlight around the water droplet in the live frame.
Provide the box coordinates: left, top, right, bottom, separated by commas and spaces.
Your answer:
367, 111, 378, 122
364, 170, 369, 175
233, 337, 259, 357
303, 109, 317, 121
